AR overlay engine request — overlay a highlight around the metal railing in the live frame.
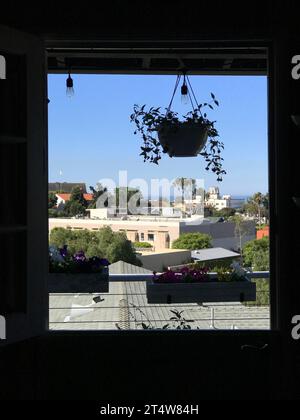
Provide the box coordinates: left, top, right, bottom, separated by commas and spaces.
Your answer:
49, 272, 270, 331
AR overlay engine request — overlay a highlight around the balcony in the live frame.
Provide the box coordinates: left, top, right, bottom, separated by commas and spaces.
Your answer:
49, 272, 270, 331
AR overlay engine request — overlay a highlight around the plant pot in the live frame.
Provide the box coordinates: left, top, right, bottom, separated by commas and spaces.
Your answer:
146, 279, 256, 304
158, 122, 208, 157
48, 268, 109, 293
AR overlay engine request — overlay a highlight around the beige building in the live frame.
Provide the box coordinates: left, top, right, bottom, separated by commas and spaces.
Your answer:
49, 217, 180, 250
49, 216, 256, 252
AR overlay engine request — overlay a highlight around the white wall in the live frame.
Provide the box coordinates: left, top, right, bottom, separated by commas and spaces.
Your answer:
140, 250, 191, 272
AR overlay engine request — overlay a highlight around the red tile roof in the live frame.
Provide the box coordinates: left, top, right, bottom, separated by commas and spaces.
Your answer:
57, 193, 93, 202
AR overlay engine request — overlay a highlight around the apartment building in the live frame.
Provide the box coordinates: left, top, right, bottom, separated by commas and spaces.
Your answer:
49, 216, 256, 251
206, 186, 232, 210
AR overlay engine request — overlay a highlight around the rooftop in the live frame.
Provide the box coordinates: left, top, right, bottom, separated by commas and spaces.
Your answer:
191, 247, 240, 261
56, 193, 93, 201
109, 260, 152, 275
49, 272, 270, 331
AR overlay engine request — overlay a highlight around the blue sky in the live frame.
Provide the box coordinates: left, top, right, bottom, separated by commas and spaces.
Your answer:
48, 74, 268, 197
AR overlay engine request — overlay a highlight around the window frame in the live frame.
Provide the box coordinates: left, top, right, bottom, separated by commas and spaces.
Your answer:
46, 39, 280, 335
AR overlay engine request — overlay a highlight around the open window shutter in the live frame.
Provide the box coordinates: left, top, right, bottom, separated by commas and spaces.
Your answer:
0, 25, 48, 343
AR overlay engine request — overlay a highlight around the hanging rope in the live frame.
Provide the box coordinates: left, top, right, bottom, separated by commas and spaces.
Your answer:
166, 74, 181, 114
186, 75, 200, 109
187, 88, 196, 112
166, 72, 200, 114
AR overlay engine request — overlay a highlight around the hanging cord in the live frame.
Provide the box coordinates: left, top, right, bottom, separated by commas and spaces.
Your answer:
166, 74, 181, 114
186, 75, 200, 109
187, 88, 197, 112
167, 72, 200, 114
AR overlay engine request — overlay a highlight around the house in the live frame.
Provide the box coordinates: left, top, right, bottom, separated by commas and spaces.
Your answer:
55, 193, 93, 210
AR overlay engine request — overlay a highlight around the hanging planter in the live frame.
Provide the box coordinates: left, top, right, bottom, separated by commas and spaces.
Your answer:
158, 121, 208, 157
130, 73, 226, 181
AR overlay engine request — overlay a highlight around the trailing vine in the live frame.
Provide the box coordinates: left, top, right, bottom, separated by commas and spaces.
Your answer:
130, 93, 226, 181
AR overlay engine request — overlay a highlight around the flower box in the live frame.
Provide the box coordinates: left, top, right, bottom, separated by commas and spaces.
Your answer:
146, 278, 256, 304
48, 268, 109, 293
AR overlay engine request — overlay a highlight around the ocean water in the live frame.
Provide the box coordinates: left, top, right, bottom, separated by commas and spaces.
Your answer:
230, 196, 249, 209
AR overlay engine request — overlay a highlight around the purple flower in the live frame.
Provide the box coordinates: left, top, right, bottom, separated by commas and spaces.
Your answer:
154, 267, 210, 284
89, 257, 110, 269
59, 245, 68, 259
73, 251, 86, 262
99, 258, 110, 267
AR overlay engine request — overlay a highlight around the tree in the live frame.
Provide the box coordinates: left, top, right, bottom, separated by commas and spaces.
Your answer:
106, 232, 142, 266
242, 236, 269, 270
172, 178, 196, 205
65, 201, 86, 217
230, 214, 253, 252
172, 233, 212, 250
48, 192, 57, 209
243, 192, 269, 227
64, 186, 88, 217
69, 186, 88, 207
49, 226, 142, 265
88, 183, 108, 209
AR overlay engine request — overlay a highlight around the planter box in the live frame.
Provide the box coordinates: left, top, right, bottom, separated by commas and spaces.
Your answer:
146, 279, 256, 304
158, 123, 208, 157
48, 268, 109, 293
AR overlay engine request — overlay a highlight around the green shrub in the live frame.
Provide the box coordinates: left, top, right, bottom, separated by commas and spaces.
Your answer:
172, 233, 212, 250
49, 226, 142, 265
245, 279, 270, 306
134, 242, 153, 248
242, 237, 269, 270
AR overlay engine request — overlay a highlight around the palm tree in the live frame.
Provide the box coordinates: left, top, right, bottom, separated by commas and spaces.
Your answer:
246, 192, 267, 228
172, 178, 195, 206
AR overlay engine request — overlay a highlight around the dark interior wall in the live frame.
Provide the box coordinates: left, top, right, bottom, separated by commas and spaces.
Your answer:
0, 0, 287, 40
0, 332, 281, 400
1, 1, 300, 400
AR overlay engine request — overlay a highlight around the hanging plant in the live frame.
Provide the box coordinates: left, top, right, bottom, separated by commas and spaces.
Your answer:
130, 74, 226, 181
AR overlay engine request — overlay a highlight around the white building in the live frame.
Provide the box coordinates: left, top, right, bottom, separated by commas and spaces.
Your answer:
206, 187, 231, 210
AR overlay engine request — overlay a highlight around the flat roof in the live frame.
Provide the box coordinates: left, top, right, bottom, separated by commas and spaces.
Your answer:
139, 249, 190, 256
191, 247, 240, 261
